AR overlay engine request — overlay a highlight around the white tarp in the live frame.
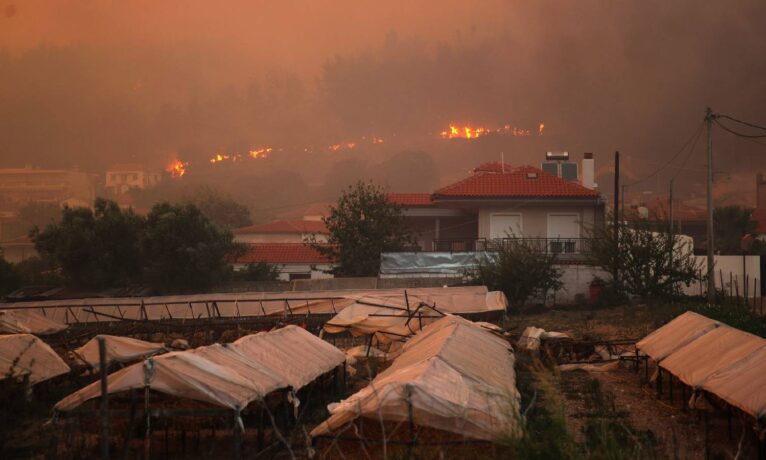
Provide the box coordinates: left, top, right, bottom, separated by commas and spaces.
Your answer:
73, 335, 167, 370
659, 326, 766, 388
0, 286, 495, 325
311, 316, 520, 441
323, 290, 507, 342
635, 311, 720, 361
698, 346, 766, 419
55, 325, 344, 412
234, 326, 346, 391
0, 334, 70, 384
0, 309, 68, 335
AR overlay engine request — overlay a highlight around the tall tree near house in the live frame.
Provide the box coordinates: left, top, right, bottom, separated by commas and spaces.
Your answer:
468, 239, 562, 311
713, 205, 756, 254
588, 215, 701, 301
311, 181, 417, 277
142, 202, 241, 291
32, 198, 145, 289
183, 185, 253, 230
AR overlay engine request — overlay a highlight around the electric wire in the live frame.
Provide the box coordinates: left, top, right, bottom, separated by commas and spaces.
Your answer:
625, 120, 705, 187
670, 122, 705, 182
714, 118, 766, 139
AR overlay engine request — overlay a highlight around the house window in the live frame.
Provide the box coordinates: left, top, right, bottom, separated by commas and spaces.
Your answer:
489, 213, 522, 239
289, 273, 311, 281
547, 214, 580, 253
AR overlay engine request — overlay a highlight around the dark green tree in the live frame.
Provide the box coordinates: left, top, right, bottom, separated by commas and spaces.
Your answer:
714, 205, 756, 254
0, 255, 22, 297
468, 240, 562, 311
233, 262, 281, 282
311, 181, 416, 276
185, 185, 252, 230
31, 198, 145, 288
142, 202, 240, 291
588, 216, 701, 301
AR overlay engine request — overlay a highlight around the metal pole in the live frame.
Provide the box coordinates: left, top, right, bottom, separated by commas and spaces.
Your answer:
614, 151, 620, 290
706, 108, 716, 305
98, 336, 110, 460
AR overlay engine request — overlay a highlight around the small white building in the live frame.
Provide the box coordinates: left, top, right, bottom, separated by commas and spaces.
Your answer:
105, 164, 162, 195
231, 243, 335, 281
233, 220, 329, 244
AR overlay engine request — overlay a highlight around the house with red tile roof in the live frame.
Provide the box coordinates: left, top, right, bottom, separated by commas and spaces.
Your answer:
230, 242, 335, 281
388, 159, 605, 253
233, 220, 329, 243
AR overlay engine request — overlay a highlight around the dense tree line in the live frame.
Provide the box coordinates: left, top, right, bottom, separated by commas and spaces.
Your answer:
1, 198, 247, 294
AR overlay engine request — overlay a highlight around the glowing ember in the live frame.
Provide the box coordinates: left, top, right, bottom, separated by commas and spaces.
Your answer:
440, 122, 545, 139
538, 123, 545, 135
248, 147, 273, 159
166, 157, 187, 178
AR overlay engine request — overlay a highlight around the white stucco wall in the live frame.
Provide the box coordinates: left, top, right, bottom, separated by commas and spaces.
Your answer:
477, 204, 598, 239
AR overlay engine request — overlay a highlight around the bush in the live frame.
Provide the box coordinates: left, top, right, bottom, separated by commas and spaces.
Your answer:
468, 239, 562, 312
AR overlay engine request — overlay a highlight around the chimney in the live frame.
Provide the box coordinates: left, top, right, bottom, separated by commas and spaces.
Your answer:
581, 152, 596, 189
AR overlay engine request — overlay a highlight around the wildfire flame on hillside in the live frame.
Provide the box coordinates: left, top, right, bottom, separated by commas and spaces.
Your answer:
166, 157, 187, 178
440, 122, 545, 139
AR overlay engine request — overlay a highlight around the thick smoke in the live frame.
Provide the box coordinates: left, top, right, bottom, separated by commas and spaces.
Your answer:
1, 0, 765, 213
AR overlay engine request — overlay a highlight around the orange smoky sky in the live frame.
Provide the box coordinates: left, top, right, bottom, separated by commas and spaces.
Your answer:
0, 0, 509, 75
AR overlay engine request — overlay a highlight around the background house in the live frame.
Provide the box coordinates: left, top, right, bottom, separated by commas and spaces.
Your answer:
231, 242, 334, 281
233, 220, 328, 243
390, 155, 604, 253
105, 164, 162, 195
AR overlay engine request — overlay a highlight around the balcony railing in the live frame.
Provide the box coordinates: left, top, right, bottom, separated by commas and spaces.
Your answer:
430, 237, 595, 254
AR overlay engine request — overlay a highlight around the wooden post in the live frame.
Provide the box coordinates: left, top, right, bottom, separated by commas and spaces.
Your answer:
668, 374, 673, 402
406, 384, 416, 459
144, 384, 151, 460
98, 337, 110, 460
656, 368, 663, 399
233, 409, 242, 460
257, 406, 265, 450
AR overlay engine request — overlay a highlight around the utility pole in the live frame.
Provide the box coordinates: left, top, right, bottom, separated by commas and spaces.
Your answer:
669, 179, 674, 270
706, 108, 716, 305
614, 151, 620, 289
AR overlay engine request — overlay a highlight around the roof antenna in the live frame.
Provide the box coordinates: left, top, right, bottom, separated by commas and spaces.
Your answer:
501, 152, 505, 173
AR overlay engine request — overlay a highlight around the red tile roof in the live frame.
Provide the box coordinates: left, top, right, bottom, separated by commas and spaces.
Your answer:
388, 193, 434, 207
433, 164, 600, 199
233, 243, 334, 264
234, 220, 328, 235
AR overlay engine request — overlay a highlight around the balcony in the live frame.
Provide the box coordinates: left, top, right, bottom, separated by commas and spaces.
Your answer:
430, 237, 595, 255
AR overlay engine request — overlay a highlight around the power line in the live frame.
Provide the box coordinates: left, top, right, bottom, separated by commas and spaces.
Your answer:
717, 114, 766, 133
671, 121, 705, 182
714, 118, 766, 139
625, 120, 705, 187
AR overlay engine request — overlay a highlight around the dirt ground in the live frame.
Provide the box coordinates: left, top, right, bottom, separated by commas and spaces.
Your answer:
523, 304, 760, 460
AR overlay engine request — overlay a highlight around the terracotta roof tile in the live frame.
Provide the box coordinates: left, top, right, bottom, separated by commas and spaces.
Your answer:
234, 220, 328, 235
388, 193, 434, 207
233, 243, 334, 264
433, 165, 600, 199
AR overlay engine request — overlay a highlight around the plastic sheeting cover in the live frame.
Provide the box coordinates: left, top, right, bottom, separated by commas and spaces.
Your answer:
234, 325, 346, 391
380, 252, 492, 275
1, 286, 493, 325
0, 334, 70, 384
323, 290, 507, 342
73, 335, 166, 370
659, 326, 766, 388
699, 346, 766, 419
0, 309, 68, 335
635, 311, 720, 361
311, 316, 520, 441
56, 325, 344, 412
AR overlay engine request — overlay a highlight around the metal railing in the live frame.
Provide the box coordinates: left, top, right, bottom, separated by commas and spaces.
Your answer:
430, 237, 595, 254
